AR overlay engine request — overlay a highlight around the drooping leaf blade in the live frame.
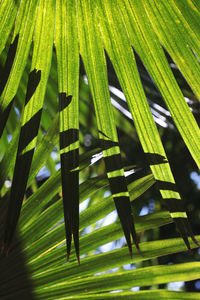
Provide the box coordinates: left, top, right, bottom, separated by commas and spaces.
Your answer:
78, 0, 140, 256
143, 0, 200, 101
0, 0, 19, 55
0, 0, 39, 137
97, 0, 199, 250
55, 0, 80, 262
119, 0, 200, 170
4, 0, 56, 250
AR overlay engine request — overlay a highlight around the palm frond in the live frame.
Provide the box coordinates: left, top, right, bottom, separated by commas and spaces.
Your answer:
55, 0, 80, 262
0, 0, 200, 297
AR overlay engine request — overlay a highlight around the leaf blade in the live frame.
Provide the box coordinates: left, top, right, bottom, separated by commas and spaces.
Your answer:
97, 0, 198, 250
4, 0, 56, 249
78, 0, 140, 256
55, 0, 80, 262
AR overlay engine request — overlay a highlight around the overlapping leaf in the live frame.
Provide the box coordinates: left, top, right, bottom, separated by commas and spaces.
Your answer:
0, 167, 199, 298
96, 0, 200, 249
55, 0, 80, 262
77, 0, 140, 257
0, 0, 19, 55
3, 0, 55, 250
0, 0, 39, 137
0, 3, 199, 298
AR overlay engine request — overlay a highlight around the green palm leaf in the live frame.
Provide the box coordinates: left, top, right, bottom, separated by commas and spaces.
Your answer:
0, 1, 200, 297
0, 0, 39, 136
97, 0, 199, 248
55, 0, 80, 262
3, 0, 55, 250
78, 0, 140, 257
0, 167, 199, 298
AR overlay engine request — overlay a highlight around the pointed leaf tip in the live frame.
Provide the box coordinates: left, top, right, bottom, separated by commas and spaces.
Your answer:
66, 229, 72, 262
135, 241, 143, 257
128, 244, 133, 258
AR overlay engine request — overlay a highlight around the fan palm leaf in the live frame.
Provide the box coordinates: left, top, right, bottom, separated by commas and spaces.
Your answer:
0, 1, 200, 297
